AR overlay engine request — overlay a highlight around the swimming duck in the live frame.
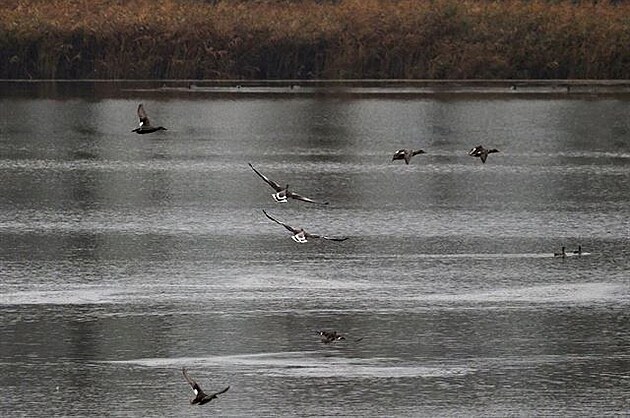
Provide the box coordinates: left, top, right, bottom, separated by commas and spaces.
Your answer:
249, 163, 328, 204
392, 149, 425, 164
182, 368, 229, 405
132, 104, 167, 134
554, 246, 566, 258
262, 210, 348, 243
468, 145, 499, 163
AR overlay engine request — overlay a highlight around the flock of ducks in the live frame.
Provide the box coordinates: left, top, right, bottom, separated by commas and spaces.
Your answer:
391, 145, 499, 165
132, 104, 367, 406
249, 163, 345, 242
132, 103, 582, 406
132, 104, 362, 405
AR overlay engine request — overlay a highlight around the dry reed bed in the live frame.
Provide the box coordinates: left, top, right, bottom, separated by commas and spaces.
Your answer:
1, 0, 629, 79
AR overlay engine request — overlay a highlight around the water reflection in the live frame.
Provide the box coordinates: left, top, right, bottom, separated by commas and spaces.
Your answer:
0, 88, 629, 416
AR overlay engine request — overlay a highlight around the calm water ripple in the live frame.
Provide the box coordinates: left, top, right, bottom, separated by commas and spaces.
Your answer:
1, 89, 629, 416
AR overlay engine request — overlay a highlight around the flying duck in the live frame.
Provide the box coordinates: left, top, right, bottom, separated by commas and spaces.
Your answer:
573, 245, 582, 255
132, 104, 167, 134
318, 330, 346, 344
249, 163, 328, 204
182, 368, 229, 405
317, 330, 364, 344
262, 210, 348, 243
392, 149, 425, 164
468, 145, 499, 163
554, 246, 566, 258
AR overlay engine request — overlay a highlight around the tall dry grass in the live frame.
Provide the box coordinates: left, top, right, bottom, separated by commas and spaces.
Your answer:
1, 0, 629, 79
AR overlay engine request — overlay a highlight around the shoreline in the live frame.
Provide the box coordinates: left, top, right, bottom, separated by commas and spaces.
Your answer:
2, 79, 630, 98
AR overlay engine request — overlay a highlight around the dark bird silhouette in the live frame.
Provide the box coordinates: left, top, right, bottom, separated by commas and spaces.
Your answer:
318, 330, 345, 344
573, 245, 582, 255
262, 210, 348, 243
182, 368, 229, 405
317, 330, 364, 344
248, 163, 328, 204
468, 145, 499, 163
392, 149, 425, 164
554, 246, 566, 258
132, 104, 167, 134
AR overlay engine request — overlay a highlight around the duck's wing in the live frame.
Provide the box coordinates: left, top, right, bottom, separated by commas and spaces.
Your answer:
287, 191, 329, 205
307, 232, 348, 241
480, 153, 488, 163
322, 236, 349, 241
248, 163, 282, 191
262, 210, 300, 234
210, 386, 230, 397
137, 104, 151, 127
182, 368, 206, 397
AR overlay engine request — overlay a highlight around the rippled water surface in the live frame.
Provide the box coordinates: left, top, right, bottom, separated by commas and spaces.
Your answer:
1, 85, 629, 416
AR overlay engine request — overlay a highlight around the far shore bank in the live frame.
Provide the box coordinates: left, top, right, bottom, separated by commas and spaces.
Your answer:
2, 0, 629, 80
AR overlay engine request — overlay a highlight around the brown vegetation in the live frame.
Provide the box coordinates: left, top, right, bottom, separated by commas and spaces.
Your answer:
1, 0, 629, 79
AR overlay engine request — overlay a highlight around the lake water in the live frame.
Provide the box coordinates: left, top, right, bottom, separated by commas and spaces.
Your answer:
1, 83, 629, 416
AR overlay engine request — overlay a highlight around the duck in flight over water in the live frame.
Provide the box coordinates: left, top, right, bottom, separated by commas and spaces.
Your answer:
318, 330, 345, 343
249, 163, 329, 204
317, 330, 364, 344
392, 149, 425, 164
132, 104, 167, 134
182, 368, 229, 405
262, 210, 348, 243
573, 245, 582, 255
468, 145, 499, 163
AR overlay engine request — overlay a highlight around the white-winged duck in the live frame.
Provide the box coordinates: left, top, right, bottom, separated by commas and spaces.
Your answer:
132, 104, 167, 134
249, 163, 328, 204
262, 210, 347, 243
182, 368, 229, 405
